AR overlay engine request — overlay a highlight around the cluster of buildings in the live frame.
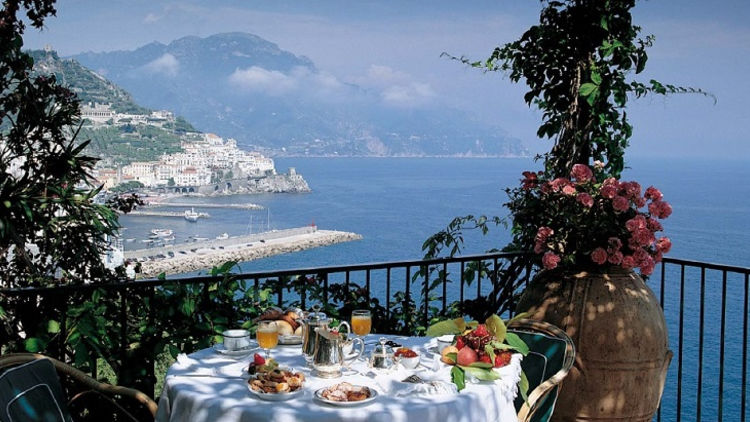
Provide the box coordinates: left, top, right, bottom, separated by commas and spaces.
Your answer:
93, 133, 276, 189
81, 102, 175, 128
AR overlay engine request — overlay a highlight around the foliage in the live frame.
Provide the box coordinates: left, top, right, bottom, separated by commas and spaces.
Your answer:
507, 164, 671, 275
0, 0, 131, 287
446, 0, 711, 179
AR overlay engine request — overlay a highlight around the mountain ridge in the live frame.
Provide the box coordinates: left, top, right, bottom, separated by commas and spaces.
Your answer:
71, 32, 527, 157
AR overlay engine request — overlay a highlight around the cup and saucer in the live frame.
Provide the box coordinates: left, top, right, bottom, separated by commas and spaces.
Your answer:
213, 329, 258, 357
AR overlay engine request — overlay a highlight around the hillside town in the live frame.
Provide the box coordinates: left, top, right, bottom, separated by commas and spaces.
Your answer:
92, 132, 276, 189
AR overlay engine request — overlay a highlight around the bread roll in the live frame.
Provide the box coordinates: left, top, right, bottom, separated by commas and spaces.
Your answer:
294, 325, 303, 336
280, 314, 299, 331
276, 320, 294, 335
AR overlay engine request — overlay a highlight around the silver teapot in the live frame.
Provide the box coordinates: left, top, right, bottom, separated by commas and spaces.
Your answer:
312, 322, 364, 378
301, 306, 329, 364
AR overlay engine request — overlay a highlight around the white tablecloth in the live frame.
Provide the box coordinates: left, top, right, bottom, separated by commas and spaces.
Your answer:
156, 335, 522, 422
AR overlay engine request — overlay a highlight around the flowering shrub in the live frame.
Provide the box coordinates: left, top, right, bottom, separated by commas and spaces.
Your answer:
506, 163, 671, 275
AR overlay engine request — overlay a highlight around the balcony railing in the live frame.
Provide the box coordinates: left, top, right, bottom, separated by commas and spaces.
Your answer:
0, 253, 748, 421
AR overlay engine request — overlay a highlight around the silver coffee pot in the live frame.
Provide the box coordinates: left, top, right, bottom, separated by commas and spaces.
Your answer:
312, 323, 364, 378
301, 306, 329, 363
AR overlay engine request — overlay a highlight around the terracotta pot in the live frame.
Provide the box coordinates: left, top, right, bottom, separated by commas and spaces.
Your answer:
516, 267, 672, 421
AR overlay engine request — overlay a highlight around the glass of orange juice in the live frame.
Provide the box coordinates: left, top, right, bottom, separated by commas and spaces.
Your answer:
351, 309, 372, 337
256, 320, 279, 359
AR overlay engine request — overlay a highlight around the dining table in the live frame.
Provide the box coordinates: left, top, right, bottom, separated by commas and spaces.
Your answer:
155, 334, 523, 422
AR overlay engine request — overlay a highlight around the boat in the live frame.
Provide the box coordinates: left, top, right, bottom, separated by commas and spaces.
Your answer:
125, 238, 136, 243
216, 233, 229, 240
150, 229, 174, 237
184, 208, 199, 222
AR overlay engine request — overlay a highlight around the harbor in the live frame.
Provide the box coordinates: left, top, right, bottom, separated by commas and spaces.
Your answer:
144, 202, 264, 210
128, 210, 210, 219
125, 226, 362, 277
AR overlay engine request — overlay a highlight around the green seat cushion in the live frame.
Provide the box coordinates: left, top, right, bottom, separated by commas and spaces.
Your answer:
0, 359, 73, 422
512, 330, 568, 422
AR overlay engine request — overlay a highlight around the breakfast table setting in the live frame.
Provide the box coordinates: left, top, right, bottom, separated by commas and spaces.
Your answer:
155, 308, 525, 422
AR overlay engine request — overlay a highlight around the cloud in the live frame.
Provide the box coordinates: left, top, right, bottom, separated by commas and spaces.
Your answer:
228, 66, 347, 98
356, 64, 436, 108
143, 53, 179, 77
143, 12, 161, 24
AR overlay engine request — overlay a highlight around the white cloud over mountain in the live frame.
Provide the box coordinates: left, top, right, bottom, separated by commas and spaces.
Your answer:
142, 53, 179, 77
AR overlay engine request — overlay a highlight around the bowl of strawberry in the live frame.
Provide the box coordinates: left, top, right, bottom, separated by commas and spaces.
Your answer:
394, 347, 420, 369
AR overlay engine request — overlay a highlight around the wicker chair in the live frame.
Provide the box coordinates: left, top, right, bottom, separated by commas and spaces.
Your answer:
509, 319, 576, 422
0, 353, 157, 422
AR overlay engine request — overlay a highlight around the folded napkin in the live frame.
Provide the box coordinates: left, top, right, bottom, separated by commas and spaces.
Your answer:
169, 353, 247, 378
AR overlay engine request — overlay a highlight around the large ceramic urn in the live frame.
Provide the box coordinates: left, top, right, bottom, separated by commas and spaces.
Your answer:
516, 267, 672, 421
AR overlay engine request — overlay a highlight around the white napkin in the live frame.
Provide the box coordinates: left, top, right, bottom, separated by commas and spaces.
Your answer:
170, 353, 247, 378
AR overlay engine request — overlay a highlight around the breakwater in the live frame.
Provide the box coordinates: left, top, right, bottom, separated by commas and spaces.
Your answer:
145, 202, 264, 210
126, 227, 362, 277
128, 210, 210, 218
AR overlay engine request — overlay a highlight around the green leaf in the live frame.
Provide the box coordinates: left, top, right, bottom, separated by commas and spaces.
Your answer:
460, 366, 501, 381
47, 320, 60, 334
158, 272, 167, 281
506, 312, 528, 327
519, 370, 530, 402
426, 317, 466, 337
168, 345, 180, 358
591, 71, 602, 85
469, 361, 493, 369
451, 366, 466, 392
486, 314, 507, 343
25, 337, 46, 352
446, 353, 458, 363
485, 344, 496, 362
504, 332, 530, 356
579, 83, 598, 97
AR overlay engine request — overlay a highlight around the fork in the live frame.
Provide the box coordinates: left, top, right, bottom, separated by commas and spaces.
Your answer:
402, 374, 425, 384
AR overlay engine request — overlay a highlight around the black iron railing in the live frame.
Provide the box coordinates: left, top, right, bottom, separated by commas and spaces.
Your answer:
0, 253, 748, 422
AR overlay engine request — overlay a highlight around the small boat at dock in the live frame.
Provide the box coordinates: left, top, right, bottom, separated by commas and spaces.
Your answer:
184, 208, 199, 222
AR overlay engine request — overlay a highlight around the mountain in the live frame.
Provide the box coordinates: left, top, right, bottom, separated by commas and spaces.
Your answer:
29, 49, 196, 164
73, 33, 526, 157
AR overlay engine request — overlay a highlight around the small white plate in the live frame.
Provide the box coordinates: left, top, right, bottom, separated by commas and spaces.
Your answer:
213, 343, 256, 357
247, 384, 304, 401
314, 386, 378, 407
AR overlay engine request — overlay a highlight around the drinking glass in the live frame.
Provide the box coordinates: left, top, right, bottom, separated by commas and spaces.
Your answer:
256, 320, 279, 359
351, 309, 372, 337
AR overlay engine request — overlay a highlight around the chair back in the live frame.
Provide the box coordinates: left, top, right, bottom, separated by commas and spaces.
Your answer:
509, 319, 575, 422
0, 357, 73, 422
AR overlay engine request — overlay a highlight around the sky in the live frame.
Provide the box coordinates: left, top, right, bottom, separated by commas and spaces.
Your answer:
23, 0, 750, 160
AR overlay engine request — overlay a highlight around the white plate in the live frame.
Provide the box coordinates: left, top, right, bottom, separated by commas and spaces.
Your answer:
314, 386, 378, 407
247, 384, 304, 401
278, 335, 303, 345
213, 343, 256, 357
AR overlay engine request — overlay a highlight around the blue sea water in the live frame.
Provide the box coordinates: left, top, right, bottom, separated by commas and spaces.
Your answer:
119, 157, 750, 420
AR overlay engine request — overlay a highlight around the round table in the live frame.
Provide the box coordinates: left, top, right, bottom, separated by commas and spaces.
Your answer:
156, 335, 522, 422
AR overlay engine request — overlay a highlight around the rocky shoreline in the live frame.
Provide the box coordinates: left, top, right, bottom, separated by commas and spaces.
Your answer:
134, 229, 362, 278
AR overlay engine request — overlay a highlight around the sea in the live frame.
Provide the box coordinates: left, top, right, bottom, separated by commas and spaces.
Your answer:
119, 157, 750, 420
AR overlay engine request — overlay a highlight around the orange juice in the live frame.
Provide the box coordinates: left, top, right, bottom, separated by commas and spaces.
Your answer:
257, 329, 279, 349
351, 315, 372, 336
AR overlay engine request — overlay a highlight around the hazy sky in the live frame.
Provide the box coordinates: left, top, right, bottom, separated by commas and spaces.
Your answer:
23, 0, 750, 160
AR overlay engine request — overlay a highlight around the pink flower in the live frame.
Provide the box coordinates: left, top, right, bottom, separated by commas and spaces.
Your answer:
640, 256, 656, 275
542, 252, 561, 270
570, 164, 594, 183
550, 177, 572, 192
634, 228, 655, 247
657, 237, 672, 253
576, 193, 594, 208
659, 201, 673, 218
607, 237, 623, 251
562, 184, 577, 196
534, 241, 545, 254
621, 255, 636, 269
612, 196, 630, 212
645, 186, 663, 201
647, 218, 663, 232
654, 251, 663, 263
591, 247, 608, 265
535, 226, 554, 243
634, 196, 647, 208
608, 251, 624, 265
633, 248, 650, 266
521, 171, 538, 190
620, 181, 641, 199
625, 215, 647, 232
593, 160, 605, 170
601, 184, 618, 199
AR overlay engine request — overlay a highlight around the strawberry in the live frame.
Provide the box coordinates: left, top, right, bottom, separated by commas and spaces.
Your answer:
494, 351, 512, 368
479, 354, 492, 364
253, 353, 266, 365
455, 336, 466, 350
473, 324, 489, 337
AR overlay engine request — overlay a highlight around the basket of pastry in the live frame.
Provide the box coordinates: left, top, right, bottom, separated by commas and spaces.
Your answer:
256, 307, 303, 344
247, 354, 305, 400
314, 382, 378, 406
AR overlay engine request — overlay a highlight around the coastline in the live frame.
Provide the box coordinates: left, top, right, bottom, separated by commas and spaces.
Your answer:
130, 228, 362, 278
